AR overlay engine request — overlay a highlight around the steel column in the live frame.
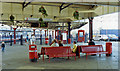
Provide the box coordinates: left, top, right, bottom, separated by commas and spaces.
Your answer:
40, 30, 42, 45
13, 28, 16, 44
68, 22, 71, 44
89, 17, 94, 42
33, 29, 36, 35
52, 30, 54, 39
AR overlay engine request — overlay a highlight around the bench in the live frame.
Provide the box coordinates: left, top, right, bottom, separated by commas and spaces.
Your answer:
40, 46, 76, 62
81, 45, 108, 60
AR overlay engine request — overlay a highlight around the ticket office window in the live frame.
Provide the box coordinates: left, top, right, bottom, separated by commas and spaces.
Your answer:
31, 46, 35, 48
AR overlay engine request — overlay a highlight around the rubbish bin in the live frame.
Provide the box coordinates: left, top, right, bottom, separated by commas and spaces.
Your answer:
45, 37, 48, 45
29, 44, 38, 62
106, 42, 112, 56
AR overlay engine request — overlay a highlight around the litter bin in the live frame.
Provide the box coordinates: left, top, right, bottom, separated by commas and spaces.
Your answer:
29, 44, 38, 62
106, 42, 112, 56
45, 37, 48, 45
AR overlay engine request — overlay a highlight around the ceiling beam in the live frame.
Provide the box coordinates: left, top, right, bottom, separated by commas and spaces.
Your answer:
59, 3, 73, 13
22, 0, 34, 11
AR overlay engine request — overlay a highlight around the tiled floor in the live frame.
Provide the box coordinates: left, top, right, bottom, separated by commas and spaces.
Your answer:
1, 41, 119, 69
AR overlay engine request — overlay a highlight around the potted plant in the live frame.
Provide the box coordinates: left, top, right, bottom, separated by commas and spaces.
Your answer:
73, 11, 79, 20
39, 6, 48, 17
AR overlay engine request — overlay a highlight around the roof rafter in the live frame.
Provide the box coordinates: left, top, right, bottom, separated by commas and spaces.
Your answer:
22, 0, 34, 11
59, 3, 73, 13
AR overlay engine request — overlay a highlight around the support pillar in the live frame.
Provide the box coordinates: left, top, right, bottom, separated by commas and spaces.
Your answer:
49, 31, 52, 44
33, 29, 36, 35
55, 30, 57, 39
13, 28, 16, 44
88, 17, 94, 42
45, 30, 48, 45
68, 22, 71, 44
60, 33, 63, 41
47, 29, 48, 37
45, 30, 47, 38
58, 30, 60, 40
40, 30, 42, 45
52, 30, 54, 39
20, 35, 23, 45
10, 35, 12, 46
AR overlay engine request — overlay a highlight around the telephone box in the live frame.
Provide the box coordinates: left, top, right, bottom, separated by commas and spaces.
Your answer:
29, 44, 38, 62
78, 30, 85, 42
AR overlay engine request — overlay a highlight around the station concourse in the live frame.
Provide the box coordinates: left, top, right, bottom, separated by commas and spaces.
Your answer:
0, 1, 119, 70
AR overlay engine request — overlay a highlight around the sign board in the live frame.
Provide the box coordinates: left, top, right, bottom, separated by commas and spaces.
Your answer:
25, 18, 52, 21
31, 46, 35, 48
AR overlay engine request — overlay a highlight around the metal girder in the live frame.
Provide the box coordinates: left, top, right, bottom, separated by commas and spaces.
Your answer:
22, 0, 34, 10
75, 2, 120, 7
71, 22, 88, 30
1, 2, 119, 29
59, 3, 73, 13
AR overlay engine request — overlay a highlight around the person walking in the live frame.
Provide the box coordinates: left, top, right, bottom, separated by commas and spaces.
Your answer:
1, 42, 5, 52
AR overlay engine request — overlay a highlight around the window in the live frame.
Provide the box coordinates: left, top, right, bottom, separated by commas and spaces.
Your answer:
79, 32, 83, 37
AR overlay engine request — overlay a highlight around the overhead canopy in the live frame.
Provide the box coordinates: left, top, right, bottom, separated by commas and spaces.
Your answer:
0, 0, 119, 30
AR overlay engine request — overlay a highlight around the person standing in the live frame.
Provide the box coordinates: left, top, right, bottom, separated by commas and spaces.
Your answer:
31, 34, 36, 44
1, 42, 5, 52
26, 34, 29, 43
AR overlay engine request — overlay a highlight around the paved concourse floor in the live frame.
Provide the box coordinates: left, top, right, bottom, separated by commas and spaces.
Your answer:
1, 41, 119, 70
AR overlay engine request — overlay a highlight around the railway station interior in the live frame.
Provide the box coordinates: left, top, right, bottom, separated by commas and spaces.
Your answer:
0, 0, 120, 70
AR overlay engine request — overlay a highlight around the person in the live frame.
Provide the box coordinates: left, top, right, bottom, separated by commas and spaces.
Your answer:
26, 34, 29, 43
58, 40, 63, 46
50, 39, 59, 47
30, 34, 36, 44
88, 39, 96, 56
71, 41, 77, 53
38, 39, 59, 59
1, 42, 5, 52
88, 39, 95, 45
